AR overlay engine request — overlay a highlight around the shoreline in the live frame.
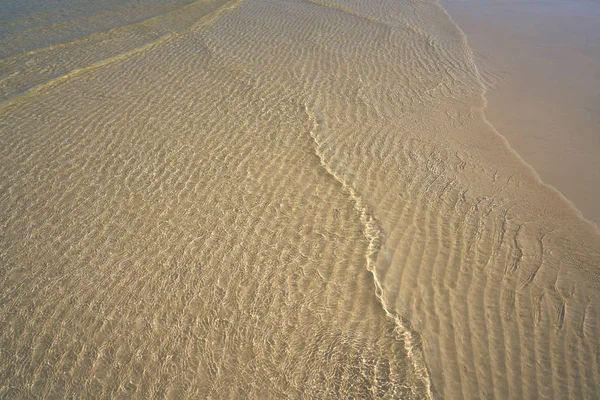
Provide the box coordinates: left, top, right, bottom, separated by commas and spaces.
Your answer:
436, 0, 600, 230
1, 0, 599, 397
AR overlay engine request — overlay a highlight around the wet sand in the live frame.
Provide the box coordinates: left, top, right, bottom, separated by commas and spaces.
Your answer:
441, 0, 600, 227
1, 0, 599, 398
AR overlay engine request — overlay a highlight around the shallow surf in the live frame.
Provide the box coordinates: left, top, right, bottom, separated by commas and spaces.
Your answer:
1, 0, 599, 398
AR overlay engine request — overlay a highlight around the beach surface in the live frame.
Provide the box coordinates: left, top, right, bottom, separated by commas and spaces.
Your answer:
442, 0, 600, 227
1, 0, 599, 398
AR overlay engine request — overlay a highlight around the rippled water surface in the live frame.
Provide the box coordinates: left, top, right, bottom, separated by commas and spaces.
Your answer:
1, 0, 599, 398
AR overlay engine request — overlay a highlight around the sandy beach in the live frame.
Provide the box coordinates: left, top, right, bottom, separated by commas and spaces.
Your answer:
1, 0, 599, 398
442, 0, 600, 228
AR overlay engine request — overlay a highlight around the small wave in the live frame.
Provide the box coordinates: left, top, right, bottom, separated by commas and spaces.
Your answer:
304, 102, 435, 399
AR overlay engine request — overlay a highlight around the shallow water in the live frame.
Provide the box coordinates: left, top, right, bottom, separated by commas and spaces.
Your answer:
1, 0, 599, 398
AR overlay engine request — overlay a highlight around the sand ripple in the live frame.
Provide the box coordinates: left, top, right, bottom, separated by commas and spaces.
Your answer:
1, 0, 599, 398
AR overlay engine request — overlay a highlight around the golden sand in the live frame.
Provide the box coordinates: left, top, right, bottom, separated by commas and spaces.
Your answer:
1, 0, 599, 398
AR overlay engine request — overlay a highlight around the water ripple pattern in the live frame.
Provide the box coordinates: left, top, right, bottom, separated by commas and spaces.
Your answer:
1, 0, 599, 398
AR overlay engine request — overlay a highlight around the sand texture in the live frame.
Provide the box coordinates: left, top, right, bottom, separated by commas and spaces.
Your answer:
1, 0, 599, 398
441, 0, 600, 227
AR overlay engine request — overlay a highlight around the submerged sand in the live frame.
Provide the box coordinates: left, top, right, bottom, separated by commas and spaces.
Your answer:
1, 0, 599, 398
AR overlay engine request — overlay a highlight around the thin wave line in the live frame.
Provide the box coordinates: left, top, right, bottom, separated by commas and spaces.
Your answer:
0, 0, 242, 110
304, 102, 435, 399
1, 0, 221, 60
